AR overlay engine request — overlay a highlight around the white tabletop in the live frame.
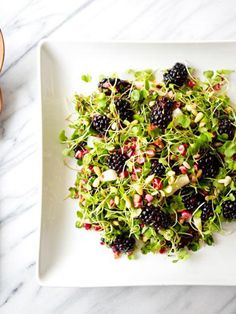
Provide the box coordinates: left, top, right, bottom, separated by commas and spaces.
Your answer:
1, 0, 236, 313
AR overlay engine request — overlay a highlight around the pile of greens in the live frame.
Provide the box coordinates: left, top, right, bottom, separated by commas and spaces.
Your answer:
60, 66, 236, 261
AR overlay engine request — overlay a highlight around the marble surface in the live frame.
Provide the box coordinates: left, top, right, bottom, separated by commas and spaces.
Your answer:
1, 0, 236, 313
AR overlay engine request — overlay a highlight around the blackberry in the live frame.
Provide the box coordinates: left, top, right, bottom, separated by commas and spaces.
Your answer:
92, 115, 110, 135
107, 152, 128, 173
151, 160, 165, 177
181, 187, 204, 212
197, 152, 221, 178
139, 205, 157, 225
222, 197, 236, 220
163, 63, 188, 87
178, 228, 199, 249
139, 206, 171, 229
169, 159, 181, 175
98, 78, 131, 96
218, 119, 235, 140
150, 98, 174, 129
201, 202, 214, 221
114, 99, 134, 122
112, 235, 135, 253
153, 210, 172, 230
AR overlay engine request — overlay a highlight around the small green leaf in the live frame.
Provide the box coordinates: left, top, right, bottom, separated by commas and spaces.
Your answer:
131, 90, 140, 101
81, 74, 92, 82
203, 70, 214, 79
215, 205, 222, 214
133, 114, 144, 122
175, 114, 191, 128
216, 69, 234, 75
223, 141, 236, 157
77, 211, 83, 218
59, 130, 68, 142
140, 89, 149, 99
144, 79, 150, 90
75, 221, 83, 228
62, 148, 73, 157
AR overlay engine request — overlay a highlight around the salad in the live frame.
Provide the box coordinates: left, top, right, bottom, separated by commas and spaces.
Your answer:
60, 63, 236, 261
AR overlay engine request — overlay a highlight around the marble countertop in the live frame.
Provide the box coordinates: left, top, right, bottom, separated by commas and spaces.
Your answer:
1, 0, 236, 313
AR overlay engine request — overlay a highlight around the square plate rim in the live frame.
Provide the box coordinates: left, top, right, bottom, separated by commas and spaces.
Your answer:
37, 40, 236, 287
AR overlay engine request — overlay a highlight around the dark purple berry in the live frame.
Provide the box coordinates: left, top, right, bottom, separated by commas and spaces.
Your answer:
163, 63, 188, 87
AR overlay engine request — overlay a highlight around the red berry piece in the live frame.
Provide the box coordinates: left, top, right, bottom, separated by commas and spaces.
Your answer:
119, 170, 129, 179
153, 178, 163, 190
179, 166, 188, 174
159, 247, 167, 254
178, 144, 188, 156
187, 80, 196, 88
213, 83, 221, 91
145, 194, 154, 203
95, 225, 102, 231
84, 223, 92, 230
181, 210, 192, 220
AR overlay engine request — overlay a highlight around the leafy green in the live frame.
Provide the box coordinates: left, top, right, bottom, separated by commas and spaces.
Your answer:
203, 70, 214, 79
60, 64, 236, 261
175, 114, 191, 128
81, 74, 92, 82
59, 130, 68, 142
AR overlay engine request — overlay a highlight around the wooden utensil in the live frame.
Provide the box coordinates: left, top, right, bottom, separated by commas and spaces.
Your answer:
0, 30, 5, 112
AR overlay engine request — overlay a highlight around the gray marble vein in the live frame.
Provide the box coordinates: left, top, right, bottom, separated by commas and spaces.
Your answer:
1, 0, 236, 313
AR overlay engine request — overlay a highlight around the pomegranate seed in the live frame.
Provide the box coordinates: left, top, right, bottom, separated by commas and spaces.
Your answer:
133, 194, 142, 201
95, 225, 102, 231
100, 241, 105, 245
179, 166, 188, 174
146, 150, 155, 157
75, 150, 83, 159
137, 156, 145, 164
84, 223, 92, 230
159, 247, 167, 254
213, 83, 221, 91
145, 194, 154, 203
82, 149, 88, 156
134, 202, 142, 208
153, 178, 163, 190
120, 170, 129, 178
181, 210, 192, 220
187, 80, 196, 88
140, 223, 145, 228
178, 144, 188, 156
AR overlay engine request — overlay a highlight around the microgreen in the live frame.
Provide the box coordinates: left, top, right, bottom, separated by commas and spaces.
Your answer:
60, 66, 236, 261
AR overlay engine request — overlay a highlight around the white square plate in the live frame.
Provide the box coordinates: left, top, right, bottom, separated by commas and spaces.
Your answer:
38, 41, 236, 287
